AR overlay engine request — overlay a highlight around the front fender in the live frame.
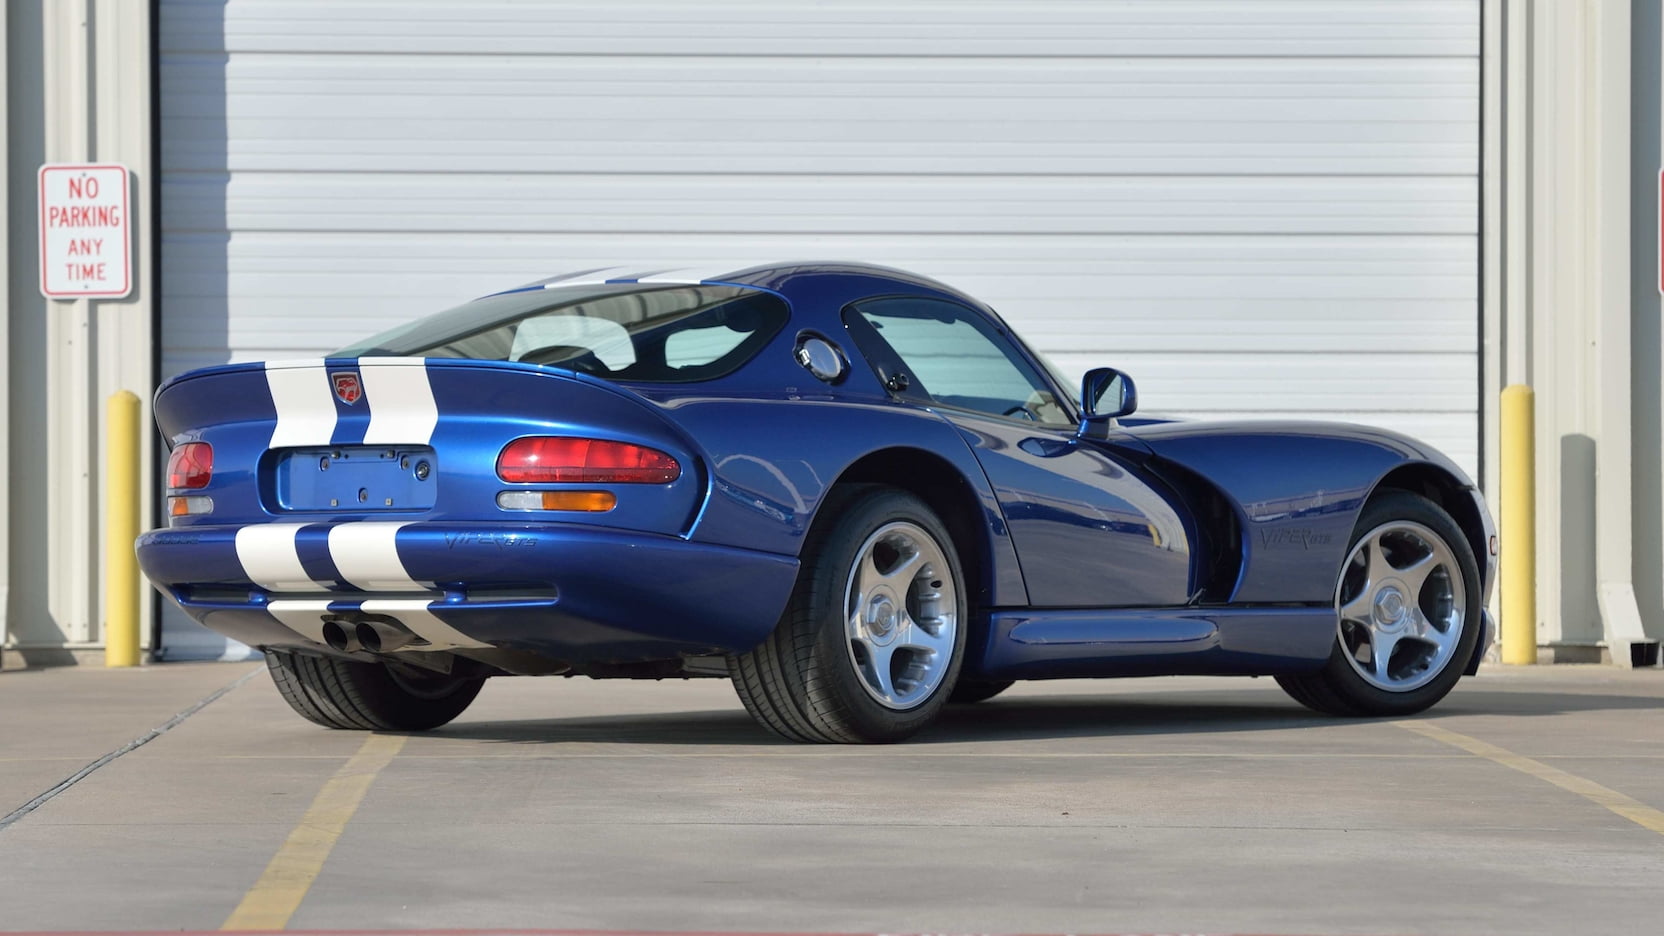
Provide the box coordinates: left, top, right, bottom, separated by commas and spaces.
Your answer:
1133, 421, 1469, 603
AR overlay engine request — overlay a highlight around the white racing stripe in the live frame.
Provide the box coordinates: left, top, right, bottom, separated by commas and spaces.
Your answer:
634, 266, 749, 284
264, 361, 337, 448
358, 598, 491, 650
359, 357, 438, 445
328, 522, 427, 592
266, 599, 334, 645
540, 266, 637, 288
266, 597, 488, 651
235, 523, 327, 592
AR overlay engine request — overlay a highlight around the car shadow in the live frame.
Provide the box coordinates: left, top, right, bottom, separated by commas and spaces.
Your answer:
426, 684, 1664, 747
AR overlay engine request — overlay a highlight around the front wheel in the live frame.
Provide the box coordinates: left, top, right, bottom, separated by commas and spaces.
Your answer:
265, 649, 485, 731
728, 486, 968, 743
1277, 490, 1481, 717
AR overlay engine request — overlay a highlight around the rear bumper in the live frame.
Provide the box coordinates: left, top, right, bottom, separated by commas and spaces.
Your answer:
137, 521, 799, 664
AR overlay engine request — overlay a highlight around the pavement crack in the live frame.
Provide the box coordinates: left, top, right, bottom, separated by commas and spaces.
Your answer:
0, 665, 262, 833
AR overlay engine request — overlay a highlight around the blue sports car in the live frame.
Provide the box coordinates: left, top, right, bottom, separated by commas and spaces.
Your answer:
137, 262, 1495, 742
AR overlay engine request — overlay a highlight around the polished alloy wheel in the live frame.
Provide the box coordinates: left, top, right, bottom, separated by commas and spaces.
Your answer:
1335, 520, 1466, 692
843, 521, 958, 709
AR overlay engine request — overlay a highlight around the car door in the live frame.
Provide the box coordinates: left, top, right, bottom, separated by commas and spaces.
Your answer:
843, 295, 1192, 608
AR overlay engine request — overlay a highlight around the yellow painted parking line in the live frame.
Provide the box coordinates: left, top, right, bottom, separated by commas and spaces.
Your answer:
1397, 720, 1664, 837
221, 734, 405, 930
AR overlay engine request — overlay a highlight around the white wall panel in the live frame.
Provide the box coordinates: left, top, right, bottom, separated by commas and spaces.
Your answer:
159, 0, 1480, 653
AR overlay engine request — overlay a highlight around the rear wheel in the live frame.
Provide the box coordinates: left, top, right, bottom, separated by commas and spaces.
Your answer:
265, 649, 485, 731
728, 486, 967, 743
1277, 490, 1481, 717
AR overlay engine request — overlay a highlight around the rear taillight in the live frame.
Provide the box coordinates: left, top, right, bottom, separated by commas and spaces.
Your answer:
167, 442, 213, 490
496, 437, 680, 484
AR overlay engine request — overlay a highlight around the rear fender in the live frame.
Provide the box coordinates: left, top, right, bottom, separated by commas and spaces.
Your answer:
653, 394, 1029, 608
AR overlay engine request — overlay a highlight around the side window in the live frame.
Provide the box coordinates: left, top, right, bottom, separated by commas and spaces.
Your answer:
851, 297, 1072, 426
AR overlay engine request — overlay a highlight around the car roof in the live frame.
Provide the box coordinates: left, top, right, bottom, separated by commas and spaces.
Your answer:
503, 261, 983, 307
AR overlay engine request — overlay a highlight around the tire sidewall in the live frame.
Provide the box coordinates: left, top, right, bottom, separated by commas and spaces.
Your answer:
807, 488, 968, 741
360, 662, 485, 730
1322, 490, 1482, 715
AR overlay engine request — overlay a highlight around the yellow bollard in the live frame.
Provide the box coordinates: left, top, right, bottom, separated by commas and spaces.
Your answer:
105, 390, 142, 668
1500, 385, 1537, 664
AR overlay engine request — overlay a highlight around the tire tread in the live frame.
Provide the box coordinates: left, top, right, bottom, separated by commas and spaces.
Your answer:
264, 650, 483, 731
1277, 490, 1481, 719
729, 485, 964, 743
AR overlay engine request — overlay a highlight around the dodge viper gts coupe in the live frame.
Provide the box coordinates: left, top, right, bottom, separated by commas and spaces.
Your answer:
137, 262, 1495, 742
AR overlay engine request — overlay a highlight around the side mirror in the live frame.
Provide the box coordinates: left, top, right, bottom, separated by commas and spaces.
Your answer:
1079, 367, 1137, 437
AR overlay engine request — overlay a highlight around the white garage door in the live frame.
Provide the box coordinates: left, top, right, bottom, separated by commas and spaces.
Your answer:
157, 0, 1479, 656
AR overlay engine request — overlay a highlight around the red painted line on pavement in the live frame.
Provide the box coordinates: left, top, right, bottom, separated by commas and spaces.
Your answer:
1, 930, 1314, 936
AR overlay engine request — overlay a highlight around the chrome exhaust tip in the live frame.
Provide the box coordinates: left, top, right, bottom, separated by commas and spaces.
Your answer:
321, 620, 362, 653
355, 618, 418, 653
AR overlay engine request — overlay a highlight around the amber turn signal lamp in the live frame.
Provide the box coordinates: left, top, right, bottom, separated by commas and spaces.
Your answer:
169, 495, 213, 517
496, 490, 617, 512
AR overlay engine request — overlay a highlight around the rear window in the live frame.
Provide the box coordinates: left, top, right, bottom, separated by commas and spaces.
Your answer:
336, 283, 790, 384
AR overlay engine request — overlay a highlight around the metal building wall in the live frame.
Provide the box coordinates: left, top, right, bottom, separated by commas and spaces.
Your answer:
157, 0, 1481, 444
0, 0, 11, 663
0, 0, 1648, 664
32, 2, 1621, 661
151, 0, 1483, 657
1482, 0, 1661, 661
1633, 0, 1664, 656
3, 0, 156, 666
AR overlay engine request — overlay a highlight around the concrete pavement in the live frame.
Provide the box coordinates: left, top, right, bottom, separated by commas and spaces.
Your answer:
0, 662, 1659, 934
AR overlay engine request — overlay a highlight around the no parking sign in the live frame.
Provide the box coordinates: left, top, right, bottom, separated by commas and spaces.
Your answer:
38, 163, 132, 299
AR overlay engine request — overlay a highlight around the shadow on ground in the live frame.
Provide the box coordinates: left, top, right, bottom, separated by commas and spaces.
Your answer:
425, 685, 1664, 747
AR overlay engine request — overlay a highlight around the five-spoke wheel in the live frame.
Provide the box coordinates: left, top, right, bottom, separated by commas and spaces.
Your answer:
1278, 490, 1481, 717
728, 486, 967, 743
844, 522, 958, 709
1335, 520, 1466, 692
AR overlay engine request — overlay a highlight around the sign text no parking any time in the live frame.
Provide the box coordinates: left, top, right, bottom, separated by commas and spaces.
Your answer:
39, 164, 132, 300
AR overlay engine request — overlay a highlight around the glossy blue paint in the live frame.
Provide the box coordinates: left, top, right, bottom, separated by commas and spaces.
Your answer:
646, 394, 1032, 609
140, 522, 799, 660
157, 359, 707, 538
1129, 419, 1485, 604
977, 606, 1338, 679
139, 261, 1495, 680
945, 410, 1191, 607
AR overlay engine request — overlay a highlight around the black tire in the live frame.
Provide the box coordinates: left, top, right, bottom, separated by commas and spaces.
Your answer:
948, 679, 1014, 705
265, 649, 485, 731
1277, 490, 1482, 717
728, 485, 968, 743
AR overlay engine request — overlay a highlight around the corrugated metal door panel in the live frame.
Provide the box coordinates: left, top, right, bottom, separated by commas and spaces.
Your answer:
157, 0, 1479, 655
161, 58, 1476, 176
195, 0, 1478, 56
168, 174, 1477, 234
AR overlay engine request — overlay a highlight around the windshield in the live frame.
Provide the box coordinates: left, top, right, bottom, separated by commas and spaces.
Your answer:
336, 283, 790, 384
1033, 349, 1081, 410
